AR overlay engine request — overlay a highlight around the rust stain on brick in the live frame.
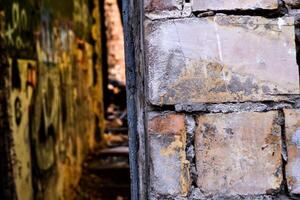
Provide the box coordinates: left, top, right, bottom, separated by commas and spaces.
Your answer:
148, 113, 185, 135
148, 112, 190, 197
160, 135, 183, 156
145, 16, 299, 105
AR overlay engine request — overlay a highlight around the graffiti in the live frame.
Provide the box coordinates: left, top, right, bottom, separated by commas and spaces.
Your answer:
75, 40, 94, 87
26, 63, 37, 90
4, 2, 29, 49
39, 14, 75, 66
73, 0, 91, 39
14, 97, 22, 126
9, 59, 36, 200
0, 11, 5, 38
30, 71, 61, 172
2, 0, 105, 199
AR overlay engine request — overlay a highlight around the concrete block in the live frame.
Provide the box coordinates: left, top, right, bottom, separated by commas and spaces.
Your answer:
195, 111, 282, 196
145, 15, 299, 105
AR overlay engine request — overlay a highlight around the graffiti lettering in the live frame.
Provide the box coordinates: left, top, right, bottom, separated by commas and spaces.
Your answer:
4, 3, 28, 49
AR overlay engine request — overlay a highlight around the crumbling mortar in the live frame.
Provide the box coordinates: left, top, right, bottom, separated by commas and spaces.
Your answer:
145, 14, 191, 21
278, 110, 290, 196
150, 193, 188, 200
147, 99, 300, 114
175, 100, 300, 114
193, 7, 287, 19
144, 0, 300, 21
294, 13, 300, 88
185, 115, 197, 195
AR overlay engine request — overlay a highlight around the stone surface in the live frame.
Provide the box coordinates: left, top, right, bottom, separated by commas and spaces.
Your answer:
145, 0, 182, 12
192, 0, 278, 11
144, 0, 191, 20
195, 111, 282, 196
145, 15, 299, 105
284, 0, 300, 8
148, 112, 190, 196
284, 109, 300, 194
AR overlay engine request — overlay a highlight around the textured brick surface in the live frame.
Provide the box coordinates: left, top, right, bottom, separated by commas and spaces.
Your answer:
145, 0, 182, 12
148, 113, 190, 196
145, 15, 299, 105
195, 112, 282, 196
284, 0, 300, 8
284, 109, 300, 194
192, 0, 278, 11
144, 0, 191, 20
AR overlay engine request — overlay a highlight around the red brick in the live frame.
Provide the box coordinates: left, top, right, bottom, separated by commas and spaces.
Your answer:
148, 113, 185, 135
148, 112, 190, 196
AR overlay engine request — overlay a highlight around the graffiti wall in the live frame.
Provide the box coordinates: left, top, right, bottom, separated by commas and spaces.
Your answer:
0, 0, 104, 199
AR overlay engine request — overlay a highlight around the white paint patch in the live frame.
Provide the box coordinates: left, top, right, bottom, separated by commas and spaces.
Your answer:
214, 16, 223, 62
277, 18, 286, 30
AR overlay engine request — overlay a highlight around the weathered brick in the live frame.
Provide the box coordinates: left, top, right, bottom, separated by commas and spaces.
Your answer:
145, 0, 181, 12
284, 0, 300, 8
284, 109, 300, 194
192, 0, 278, 11
148, 112, 186, 135
148, 112, 190, 196
145, 16, 299, 105
144, 0, 191, 20
195, 112, 282, 196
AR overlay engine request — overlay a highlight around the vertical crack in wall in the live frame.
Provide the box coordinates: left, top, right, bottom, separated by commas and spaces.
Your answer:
185, 115, 197, 195
278, 110, 289, 195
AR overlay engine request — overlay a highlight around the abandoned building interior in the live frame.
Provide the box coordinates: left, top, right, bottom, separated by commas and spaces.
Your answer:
2, 0, 300, 200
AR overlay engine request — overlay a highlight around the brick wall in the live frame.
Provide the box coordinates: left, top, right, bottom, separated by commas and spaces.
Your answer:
140, 0, 300, 199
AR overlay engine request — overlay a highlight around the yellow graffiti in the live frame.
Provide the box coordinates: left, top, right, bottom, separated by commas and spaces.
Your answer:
5, 2, 28, 49
73, 0, 89, 31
